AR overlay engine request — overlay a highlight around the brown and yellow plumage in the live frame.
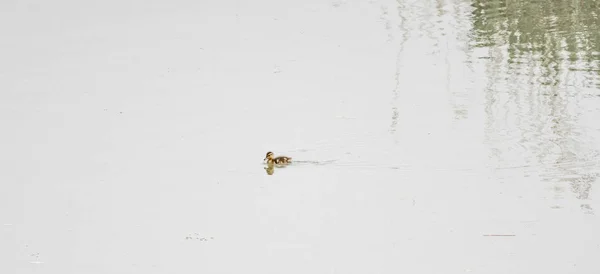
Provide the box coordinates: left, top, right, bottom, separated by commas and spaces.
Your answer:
264, 151, 292, 165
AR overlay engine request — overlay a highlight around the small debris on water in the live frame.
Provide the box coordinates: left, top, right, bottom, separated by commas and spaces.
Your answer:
483, 234, 516, 237
29, 252, 43, 264
185, 232, 214, 241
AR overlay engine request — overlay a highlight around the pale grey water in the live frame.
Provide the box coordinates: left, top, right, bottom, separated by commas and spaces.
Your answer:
1, 0, 599, 273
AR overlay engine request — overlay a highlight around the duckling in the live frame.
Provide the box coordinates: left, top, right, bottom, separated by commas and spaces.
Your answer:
264, 151, 292, 165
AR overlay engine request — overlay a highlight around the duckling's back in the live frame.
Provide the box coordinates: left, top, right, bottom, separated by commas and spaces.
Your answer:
273, 156, 292, 164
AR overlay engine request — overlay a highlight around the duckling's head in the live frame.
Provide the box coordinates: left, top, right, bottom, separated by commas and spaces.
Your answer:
264, 151, 274, 161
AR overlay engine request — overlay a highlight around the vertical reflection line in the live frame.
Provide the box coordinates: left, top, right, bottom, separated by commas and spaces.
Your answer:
438, 0, 455, 120
390, 0, 410, 135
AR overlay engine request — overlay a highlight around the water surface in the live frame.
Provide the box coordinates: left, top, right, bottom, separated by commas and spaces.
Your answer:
1, 0, 599, 273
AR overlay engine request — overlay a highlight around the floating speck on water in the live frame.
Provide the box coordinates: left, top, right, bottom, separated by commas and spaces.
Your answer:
185, 233, 214, 241
581, 204, 594, 214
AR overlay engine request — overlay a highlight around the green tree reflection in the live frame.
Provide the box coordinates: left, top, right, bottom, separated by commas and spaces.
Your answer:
471, 0, 600, 87
471, 0, 600, 212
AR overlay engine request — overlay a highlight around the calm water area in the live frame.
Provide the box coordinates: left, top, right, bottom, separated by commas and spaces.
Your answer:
1, 0, 600, 273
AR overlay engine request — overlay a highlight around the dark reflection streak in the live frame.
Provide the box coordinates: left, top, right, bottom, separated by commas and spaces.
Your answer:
482, 53, 501, 163
390, 0, 410, 135
457, 1, 475, 82
456, 0, 478, 121
380, 5, 394, 43
422, 3, 441, 55
438, 0, 459, 120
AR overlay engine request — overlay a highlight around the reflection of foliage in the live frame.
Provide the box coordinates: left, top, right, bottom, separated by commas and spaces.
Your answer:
471, 0, 600, 85
472, 0, 600, 212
